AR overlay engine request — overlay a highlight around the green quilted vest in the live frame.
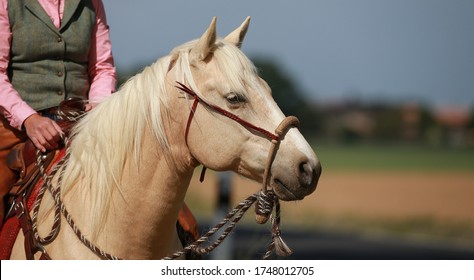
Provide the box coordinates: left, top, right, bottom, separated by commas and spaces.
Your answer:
8, 0, 95, 111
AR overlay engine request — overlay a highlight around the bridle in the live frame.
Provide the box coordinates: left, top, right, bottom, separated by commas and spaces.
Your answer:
21, 82, 300, 260
169, 82, 301, 259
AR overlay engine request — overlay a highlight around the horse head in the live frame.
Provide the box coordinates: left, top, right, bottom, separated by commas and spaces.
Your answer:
166, 17, 321, 201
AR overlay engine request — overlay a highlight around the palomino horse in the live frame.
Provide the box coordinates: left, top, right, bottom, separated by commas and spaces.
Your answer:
8, 17, 321, 259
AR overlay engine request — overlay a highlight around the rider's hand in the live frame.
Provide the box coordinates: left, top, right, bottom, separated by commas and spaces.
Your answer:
23, 113, 63, 153
85, 102, 98, 112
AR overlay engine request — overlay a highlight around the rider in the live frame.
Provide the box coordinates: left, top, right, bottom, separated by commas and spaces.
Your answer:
0, 0, 117, 229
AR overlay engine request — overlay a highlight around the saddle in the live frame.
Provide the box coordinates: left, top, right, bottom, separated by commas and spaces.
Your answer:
5, 99, 82, 212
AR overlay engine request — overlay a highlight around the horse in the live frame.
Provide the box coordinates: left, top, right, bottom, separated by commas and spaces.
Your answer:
7, 17, 321, 259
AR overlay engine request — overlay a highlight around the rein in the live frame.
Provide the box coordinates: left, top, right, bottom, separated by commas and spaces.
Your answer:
22, 82, 299, 260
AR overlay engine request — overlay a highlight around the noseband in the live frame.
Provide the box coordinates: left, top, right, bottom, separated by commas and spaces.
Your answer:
176, 82, 299, 222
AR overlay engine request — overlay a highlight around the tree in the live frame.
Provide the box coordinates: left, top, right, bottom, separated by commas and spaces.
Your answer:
251, 57, 321, 136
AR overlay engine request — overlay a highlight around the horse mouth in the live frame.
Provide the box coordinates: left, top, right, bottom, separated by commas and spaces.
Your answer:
272, 178, 302, 201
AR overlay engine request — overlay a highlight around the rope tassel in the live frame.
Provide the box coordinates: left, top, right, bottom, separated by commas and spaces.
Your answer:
266, 198, 293, 259
273, 230, 293, 257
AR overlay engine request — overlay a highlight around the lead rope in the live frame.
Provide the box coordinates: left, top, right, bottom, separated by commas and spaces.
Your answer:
163, 190, 287, 260
29, 107, 121, 260
31, 107, 122, 260
31, 102, 88, 246
33, 148, 120, 260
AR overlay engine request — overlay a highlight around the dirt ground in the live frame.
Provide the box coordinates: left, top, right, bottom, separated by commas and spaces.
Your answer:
186, 170, 474, 226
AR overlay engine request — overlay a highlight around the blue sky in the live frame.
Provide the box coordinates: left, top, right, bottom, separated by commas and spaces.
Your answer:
103, 0, 474, 107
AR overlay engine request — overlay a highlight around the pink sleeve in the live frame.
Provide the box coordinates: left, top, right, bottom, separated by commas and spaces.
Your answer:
0, 0, 36, 130
88, 0, 117, 104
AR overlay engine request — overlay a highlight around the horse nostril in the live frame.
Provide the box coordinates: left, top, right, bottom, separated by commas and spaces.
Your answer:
299, 162, 312, 186
299, 161, 321, 188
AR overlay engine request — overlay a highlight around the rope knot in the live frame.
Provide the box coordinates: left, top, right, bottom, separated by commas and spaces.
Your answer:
255, 190, 275, 224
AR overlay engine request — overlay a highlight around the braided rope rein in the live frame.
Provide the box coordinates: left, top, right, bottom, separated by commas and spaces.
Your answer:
163, 190, 289, 260
30, 99, 89, 244
30, 104, 298, 260
33, 152, 287, 260
30, 107, 121, 260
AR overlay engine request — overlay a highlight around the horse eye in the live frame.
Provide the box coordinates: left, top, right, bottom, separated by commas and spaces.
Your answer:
226, 93, 245, 105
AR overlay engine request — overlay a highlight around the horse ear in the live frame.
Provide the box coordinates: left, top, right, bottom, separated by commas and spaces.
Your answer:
190, 16, 217, 65
224, 16, 251, 48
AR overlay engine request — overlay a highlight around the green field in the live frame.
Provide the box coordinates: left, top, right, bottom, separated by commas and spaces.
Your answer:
312, 143, 474, 171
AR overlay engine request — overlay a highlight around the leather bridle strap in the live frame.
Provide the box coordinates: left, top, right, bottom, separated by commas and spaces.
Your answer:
185, 97, 200, 147
183, 95, 207, 182
176, 82, 280, 143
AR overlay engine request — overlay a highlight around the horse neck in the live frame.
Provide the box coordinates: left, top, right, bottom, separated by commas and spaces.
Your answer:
107, 127, 194, 258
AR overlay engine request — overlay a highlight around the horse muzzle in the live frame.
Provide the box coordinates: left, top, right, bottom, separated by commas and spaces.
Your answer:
271, 156, 321, 201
